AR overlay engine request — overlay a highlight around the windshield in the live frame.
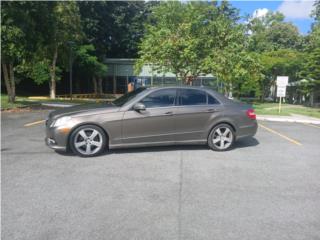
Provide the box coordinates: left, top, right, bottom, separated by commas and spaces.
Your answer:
112, 87, 147, 107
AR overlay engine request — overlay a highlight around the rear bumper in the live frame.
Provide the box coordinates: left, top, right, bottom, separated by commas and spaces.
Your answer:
236, 121, 258, 139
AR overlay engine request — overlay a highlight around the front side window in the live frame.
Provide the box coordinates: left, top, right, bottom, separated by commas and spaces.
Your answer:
179, 89, 207, 106
141, 89, 176, 108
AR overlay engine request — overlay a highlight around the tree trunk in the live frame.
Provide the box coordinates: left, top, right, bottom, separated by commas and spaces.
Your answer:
98, 77, 103, 96
49, 45, 58, 99
2, 63, 15, 103
92, 76, 98, 96
2, 64, 12, 102
9, 63, 16, 102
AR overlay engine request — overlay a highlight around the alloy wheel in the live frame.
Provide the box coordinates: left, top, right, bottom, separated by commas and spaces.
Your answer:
73, 128, 103, 155
212, 127, 233, 150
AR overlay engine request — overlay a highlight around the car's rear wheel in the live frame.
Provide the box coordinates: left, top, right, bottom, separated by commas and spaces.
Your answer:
208, 124, 235, 151
70, 125, 107, 157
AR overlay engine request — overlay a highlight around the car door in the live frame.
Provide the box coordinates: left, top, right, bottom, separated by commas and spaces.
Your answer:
121, 88, 177, 146
174, 88, 223, 142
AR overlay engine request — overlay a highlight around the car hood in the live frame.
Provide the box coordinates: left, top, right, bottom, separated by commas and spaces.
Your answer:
48, 103, 119, 119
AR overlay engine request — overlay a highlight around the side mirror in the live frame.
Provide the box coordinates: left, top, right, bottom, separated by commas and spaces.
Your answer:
133, 102, 146, 112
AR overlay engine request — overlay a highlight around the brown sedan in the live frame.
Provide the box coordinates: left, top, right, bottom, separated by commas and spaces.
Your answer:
45, 86, 257, 157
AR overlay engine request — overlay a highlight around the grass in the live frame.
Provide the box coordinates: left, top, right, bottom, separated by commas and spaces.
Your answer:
1, 95, 29, 110
253, 102, 320, 119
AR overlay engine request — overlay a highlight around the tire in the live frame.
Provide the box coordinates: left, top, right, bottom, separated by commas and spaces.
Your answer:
70, 125, 107, 157
208, 124, 235, 151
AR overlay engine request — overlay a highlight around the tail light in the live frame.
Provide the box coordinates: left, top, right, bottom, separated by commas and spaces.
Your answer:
246, 109, 256, 120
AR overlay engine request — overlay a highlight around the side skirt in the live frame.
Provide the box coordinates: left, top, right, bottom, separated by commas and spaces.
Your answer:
109, 139, 207, 149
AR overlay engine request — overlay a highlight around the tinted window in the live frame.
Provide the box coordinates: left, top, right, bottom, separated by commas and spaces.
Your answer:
180, 89, 207, 105
141, 89, 176, 108
208, 94, 219, 104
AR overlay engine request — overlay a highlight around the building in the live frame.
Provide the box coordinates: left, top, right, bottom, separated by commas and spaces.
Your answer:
104, 58, 219, 94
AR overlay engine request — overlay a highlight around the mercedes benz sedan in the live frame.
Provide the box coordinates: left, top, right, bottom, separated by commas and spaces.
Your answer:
45, 86, 257, 157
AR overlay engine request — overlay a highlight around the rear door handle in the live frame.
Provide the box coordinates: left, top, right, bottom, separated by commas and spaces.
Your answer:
206, 108, 217, 112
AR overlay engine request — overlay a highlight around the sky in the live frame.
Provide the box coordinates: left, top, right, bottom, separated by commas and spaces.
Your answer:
230, 0, 316, 34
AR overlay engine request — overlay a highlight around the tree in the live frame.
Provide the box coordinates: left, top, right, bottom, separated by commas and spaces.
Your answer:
1, 2, 28, 102
78, 1, 156, 59
136, 1, 262, 96
247, 10, 304, 101
312, 0, 320, 22
136, 1, 221, 82
260, 49, 304, 100
77, 1, 155, 94
43, 2, 82, 99
248, 11, 302, 52
73, 44, 107, 95
298, 2, 320, 97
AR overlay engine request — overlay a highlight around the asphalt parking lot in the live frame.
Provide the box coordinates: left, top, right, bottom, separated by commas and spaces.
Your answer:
2, 110, 320, 240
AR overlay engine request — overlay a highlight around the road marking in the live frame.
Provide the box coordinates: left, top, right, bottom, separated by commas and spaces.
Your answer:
303, 123, 320, 129
24, 120, 45, 127
259, 123, 302, 146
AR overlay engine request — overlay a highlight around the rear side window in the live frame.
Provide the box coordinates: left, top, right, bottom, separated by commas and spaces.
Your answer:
208, 94, 219, 104
179, 89, 207, 106
141, 89, 176, 108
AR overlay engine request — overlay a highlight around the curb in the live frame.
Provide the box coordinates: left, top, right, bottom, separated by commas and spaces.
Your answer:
41, 103, 77, 108
257, 116, 320, 125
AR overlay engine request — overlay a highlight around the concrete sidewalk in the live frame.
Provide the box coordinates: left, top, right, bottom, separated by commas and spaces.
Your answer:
257, 114, 320, 125
41, 102, 77, 108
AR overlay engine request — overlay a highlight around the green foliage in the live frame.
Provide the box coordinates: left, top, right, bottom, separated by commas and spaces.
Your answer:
248, 11, 302, 52
78, 1, 156, 58
136, 1, 212, 78
137, 1, 262, 96
299, 24, 320, 93
258, 49, 304, 98
312, 0, 320, 22
74, 44, 108, 78
1, 25, 25, 63
1, 1, 319, 101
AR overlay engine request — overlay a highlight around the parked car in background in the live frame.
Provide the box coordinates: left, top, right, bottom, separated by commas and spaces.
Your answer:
45, 86, 257, 157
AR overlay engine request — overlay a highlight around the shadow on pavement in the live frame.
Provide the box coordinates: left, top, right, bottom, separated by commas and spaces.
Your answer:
55, 137, 259, 157
233, 137, 259, 149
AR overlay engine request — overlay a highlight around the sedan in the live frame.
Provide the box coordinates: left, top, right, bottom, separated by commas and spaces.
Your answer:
45, 86, 257, 157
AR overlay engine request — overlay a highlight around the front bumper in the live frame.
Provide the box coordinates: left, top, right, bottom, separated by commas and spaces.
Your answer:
45, 137, 67, 151
45, 123, 70, 151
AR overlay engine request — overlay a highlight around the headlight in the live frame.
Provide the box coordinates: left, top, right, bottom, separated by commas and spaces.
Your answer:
51, 116, 71, 127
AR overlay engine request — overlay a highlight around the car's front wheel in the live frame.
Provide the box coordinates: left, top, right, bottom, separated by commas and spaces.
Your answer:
70, 125, 107, 157
208, 124, 235, 151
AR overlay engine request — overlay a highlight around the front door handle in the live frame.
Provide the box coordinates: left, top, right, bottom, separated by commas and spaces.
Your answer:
206, 108, 217, 112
